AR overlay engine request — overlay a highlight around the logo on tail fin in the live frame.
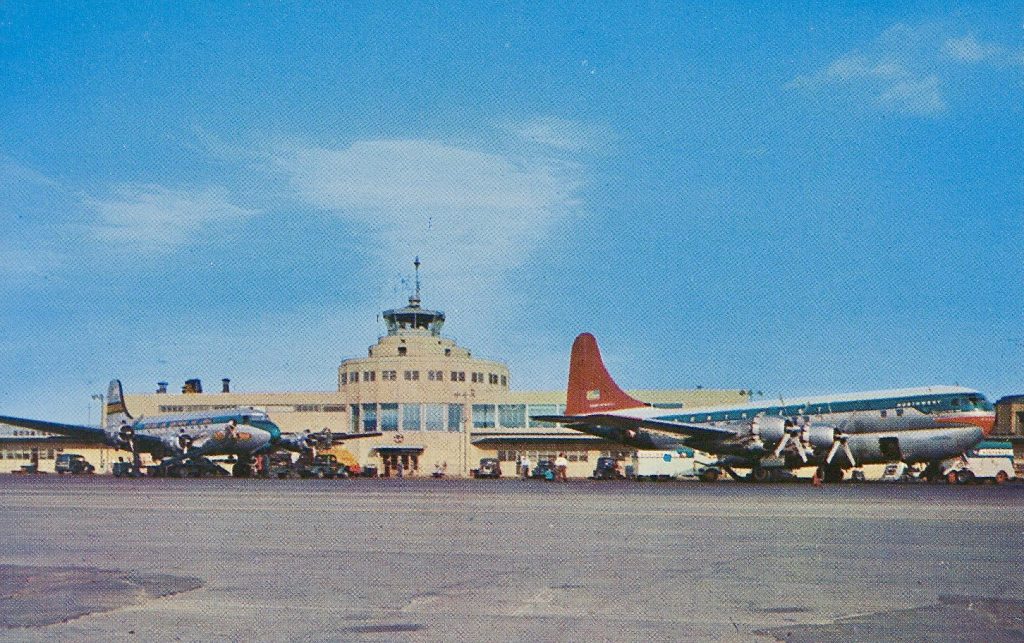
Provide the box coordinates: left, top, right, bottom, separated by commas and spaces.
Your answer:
565, 333, 646, 416
104, 379, 133, 430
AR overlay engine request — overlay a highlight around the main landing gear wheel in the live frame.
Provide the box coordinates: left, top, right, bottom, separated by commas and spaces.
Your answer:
822, 466, 844, 484
232, 461, 252, 478
700, 469, 720, 483
750, 467, 772, 483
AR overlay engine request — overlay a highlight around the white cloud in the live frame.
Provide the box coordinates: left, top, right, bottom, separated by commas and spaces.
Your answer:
875, 75, 945, 115
274, 130, 587, 333
87, 184, 255, 251
788, 23, 946, 116
942, 35, 1002, 62
504, 116, 597, 151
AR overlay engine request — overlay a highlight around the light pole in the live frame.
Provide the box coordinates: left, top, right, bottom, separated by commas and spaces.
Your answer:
90, 394, 104, 427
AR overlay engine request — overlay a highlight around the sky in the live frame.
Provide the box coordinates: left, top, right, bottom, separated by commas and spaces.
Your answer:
1, 3, 1022, 423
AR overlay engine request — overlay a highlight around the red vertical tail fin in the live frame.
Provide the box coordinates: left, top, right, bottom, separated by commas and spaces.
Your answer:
565, 333, 646, 415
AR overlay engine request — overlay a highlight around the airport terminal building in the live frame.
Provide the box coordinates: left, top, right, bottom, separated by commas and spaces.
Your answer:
120, 285, 745, 477
0, 269, 746, 476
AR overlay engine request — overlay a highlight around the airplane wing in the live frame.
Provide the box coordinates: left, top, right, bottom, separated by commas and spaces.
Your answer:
0, 415, 164, 453
0, 415, 109, 442
532, 414, 740, 442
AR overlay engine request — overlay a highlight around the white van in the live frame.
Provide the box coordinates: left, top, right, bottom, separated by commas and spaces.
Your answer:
942, 441, 1015, 484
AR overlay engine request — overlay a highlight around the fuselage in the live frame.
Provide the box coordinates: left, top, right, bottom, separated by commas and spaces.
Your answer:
590, 386, 994, 468
131, 409, 282, 458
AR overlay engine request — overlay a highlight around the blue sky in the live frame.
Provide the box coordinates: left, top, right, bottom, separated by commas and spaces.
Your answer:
2, 3, 1022, 422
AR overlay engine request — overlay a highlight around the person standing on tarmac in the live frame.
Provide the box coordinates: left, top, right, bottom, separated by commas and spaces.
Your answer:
520, 454, 531, 479
555, 452, 569, 482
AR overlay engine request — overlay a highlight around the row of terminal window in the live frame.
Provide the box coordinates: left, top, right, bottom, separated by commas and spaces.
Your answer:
349, 403, 567, 432
1, 449, 63, 460
496, 450, 590, 463
341, 370, 508, 387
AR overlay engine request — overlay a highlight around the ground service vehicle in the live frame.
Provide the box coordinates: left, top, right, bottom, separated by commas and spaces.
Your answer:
472, 458, 502, 479
592, 456, 625, 480
148, 458, 229, 477
300, 454, 346, 479
54, 454, 95, 474
941, 440, 1015, 484
531, 459, 556, 480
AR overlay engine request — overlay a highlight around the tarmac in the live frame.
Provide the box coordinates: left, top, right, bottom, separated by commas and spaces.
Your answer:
1, 476, 1022, 642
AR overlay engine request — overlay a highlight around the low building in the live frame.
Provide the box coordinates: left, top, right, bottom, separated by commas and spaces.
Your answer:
993, 395, 1024, 462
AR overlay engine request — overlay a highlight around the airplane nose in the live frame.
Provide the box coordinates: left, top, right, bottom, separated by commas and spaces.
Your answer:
978, 413, 996, 436
936, 413, 997, 435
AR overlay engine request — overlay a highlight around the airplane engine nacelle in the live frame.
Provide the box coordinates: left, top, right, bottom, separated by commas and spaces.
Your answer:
804, 426, 836, 450
112, 425, 134, 449
752, 416, 788, 443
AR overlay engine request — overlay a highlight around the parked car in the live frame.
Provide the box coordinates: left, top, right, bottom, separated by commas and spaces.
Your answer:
54, 454, 95, 475
592, 457, 625, 480
531, 459, 556, 480
300, 454, 347, 479
472, 458, 502, 479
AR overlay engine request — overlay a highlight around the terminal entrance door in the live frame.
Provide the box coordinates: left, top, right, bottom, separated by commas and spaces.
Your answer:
381, 452, 420, 477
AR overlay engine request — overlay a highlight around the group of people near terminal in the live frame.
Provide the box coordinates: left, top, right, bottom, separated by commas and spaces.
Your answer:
517, 453, 570, 481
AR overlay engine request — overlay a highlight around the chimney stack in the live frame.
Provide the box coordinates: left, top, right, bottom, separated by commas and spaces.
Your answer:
222, 378, 231, 393
156, 382, 168, 394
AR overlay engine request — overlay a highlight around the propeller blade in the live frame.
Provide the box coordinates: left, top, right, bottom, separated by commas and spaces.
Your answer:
773, 434, 790, 458
843, 442, 856, 467
825, 440, 841, 464
795, 441, 809, 463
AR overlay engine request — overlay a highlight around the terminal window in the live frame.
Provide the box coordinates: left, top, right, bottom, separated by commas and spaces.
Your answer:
403, 404, 421, 431
424, 404, 445, 431
448, 404, 463, 432
380, 403, 399, 431
383, 370, 397, 381
472, 404, 496, 429
340, 373, 347, 386
499, 404, 526, 429
451, 371, 465, 382
404, 370, 420, 381
364, 371, 376, 382
351, 372, 359, 383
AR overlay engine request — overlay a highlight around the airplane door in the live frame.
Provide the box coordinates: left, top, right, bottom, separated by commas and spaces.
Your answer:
879, 437, 902, 461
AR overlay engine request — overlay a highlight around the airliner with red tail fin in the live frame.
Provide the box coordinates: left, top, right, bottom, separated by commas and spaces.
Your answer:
532, 333, 996, 482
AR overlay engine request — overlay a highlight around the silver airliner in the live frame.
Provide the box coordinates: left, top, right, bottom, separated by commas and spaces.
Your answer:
534, 333, 996, 482
0, 380, 376, 476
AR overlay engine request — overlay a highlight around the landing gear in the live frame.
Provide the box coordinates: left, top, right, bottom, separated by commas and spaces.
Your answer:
750, 466, 772, 483
232, 460, 253, 478
822, 465, 844, 484
699, 468, 720, 483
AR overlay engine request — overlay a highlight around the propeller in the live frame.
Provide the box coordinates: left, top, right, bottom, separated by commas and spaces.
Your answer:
749, 416, 765, 449
772, 423, 810, 463
118, 423, 141, 475
177, 431, 194, 453
825, 432, 855, 466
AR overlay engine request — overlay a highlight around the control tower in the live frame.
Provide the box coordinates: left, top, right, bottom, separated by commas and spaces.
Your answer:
381, 257, 445, 337
338, 259, 509, 397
